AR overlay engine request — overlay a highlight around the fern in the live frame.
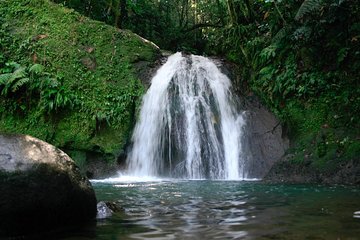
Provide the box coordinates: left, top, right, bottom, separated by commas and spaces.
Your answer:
259, 45, 277, 63
29, 63, 44, 75
0, 73, 12, 85
11, 77, 30, 92
10, 66, 27, 81
295, 0, 324, 21
272, 27, 288, 44
1, 66, 27, 95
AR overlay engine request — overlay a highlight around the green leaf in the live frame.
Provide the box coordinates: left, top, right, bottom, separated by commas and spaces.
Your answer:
337, 47, 350, 65
259, 66, 274, 75
6, 61, 21, 70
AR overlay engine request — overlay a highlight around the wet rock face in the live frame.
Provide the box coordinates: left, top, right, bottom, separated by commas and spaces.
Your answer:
0, 134, 97, 237
264, 158, 360, 185
242, 97, 290, 178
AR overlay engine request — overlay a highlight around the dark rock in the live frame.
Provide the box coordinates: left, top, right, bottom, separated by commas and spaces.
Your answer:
104, 201, 123, 212
264, 158, 360, 185
84, 151, 119, 179
241, 96, 289, 179
64, 149, 120, 179
0, 134, 97, 237
84, 161, 118, 179
133, 54, 164, 86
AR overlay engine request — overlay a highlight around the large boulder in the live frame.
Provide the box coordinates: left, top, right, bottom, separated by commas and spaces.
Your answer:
0, 134, 97, 237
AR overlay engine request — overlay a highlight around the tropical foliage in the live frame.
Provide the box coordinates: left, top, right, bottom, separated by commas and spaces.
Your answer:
56, 0, 360, 167
0, 0, 359, 169
0, 0, 157, 161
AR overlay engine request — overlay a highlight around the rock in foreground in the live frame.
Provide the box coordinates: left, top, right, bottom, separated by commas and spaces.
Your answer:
0, 134, 97, 237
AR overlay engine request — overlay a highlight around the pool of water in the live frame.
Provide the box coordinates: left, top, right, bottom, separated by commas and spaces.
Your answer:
66, 179, 360, 240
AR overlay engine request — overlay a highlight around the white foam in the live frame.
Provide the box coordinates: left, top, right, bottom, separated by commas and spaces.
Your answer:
354, 211, 360, 218
90, 174, 260, 184
90, 175, 165, 183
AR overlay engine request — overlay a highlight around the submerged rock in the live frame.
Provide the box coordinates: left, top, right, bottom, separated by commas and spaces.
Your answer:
0, 134, 97, 237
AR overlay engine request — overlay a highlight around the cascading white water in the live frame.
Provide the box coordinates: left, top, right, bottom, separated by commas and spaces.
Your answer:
126, 52, 246, 180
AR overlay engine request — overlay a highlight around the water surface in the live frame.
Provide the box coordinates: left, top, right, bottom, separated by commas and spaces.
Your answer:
81, 179, 360, 240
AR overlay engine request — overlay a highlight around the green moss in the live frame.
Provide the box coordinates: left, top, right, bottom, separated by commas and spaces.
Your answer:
0, 0, 159, 160
52, 112, 94, 149
278, 95, 360, 172
281, 101, 328, 139
90, 125, 128, 155
0, 109, 55, 142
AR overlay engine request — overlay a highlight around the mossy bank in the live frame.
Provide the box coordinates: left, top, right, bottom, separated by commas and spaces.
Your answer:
262, 99, 360, 184
0, 0, 160, 177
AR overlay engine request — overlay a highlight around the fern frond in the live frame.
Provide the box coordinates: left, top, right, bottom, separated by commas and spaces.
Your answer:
295, 0, 324, 21
9, 66, 27, 83
11, 77, 30, 92
0, 73, 12, 85
272, 27, 288, 44
29, 64, 45, 75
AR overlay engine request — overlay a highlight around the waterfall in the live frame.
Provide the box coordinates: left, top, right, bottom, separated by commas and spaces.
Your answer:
126, 53, 246, 180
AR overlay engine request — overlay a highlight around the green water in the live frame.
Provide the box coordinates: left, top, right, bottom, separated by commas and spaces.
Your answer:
73, 180, 360, 239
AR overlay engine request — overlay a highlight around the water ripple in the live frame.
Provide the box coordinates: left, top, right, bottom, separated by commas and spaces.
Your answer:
91, 180, 360, 240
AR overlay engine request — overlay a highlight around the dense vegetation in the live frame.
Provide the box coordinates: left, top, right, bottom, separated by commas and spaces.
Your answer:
1, 0, 359, 176
56, 0, 360, 172
0, 0, 159, 170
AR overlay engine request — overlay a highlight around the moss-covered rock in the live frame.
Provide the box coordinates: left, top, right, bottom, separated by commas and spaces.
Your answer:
264, 99, 360, 184
0, 0, 160, 170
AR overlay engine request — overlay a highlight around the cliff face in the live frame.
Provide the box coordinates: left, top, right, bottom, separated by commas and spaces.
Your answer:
241, 97, 289, 179
0, 0, 160, 175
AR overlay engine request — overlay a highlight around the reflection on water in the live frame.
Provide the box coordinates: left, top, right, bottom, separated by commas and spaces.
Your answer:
66, 180, 359, 240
